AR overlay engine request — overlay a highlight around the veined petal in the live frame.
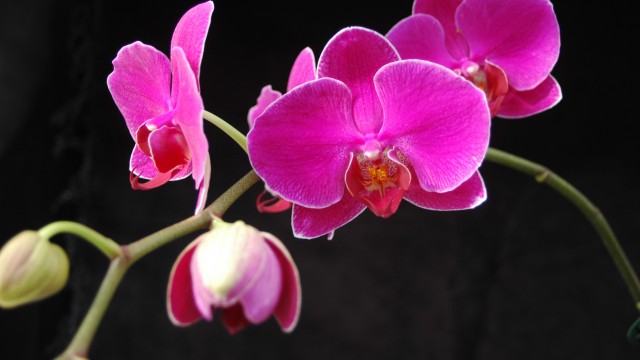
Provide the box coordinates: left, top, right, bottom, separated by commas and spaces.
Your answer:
413, 0, 468, 59
248, 78, 363, 208
107, 42, 171, 138
292, 195, 366, 239
170, 48, 208, 192
287, 47, 317, 91
317, 27, 399, 135
404, 170, 486, 210
386, 14, 459, 69
456, 0, 560, 90
376, 60, 490, 192
247, 85, 283, 129
263, 233, 301, 332
170, 1, 214, 83
498, 75, 562, 119
167, 240, 202, 326
239, 244, 282, 324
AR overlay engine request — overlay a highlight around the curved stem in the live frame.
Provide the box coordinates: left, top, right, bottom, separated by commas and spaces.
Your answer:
203, 110, 248, 153
485, 147, 640, 310
55, 170, 260, 359
38, 221, 121, 259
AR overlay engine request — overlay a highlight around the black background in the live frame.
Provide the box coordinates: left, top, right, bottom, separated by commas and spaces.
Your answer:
1, 0, 639, 359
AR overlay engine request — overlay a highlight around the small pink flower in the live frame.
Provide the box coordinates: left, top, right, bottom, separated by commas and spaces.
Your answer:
167, 221, 301, 334
387, 0, 562, 118
247, 48, 317, 213
248, 27, 490, 239
107, 1, 214, 212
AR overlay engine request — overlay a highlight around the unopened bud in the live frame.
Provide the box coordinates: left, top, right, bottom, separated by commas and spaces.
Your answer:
0, 230, 69, 308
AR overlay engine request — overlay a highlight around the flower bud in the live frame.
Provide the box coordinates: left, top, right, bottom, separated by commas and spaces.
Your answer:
0, 230, 70, 309
167, 220, 301, 334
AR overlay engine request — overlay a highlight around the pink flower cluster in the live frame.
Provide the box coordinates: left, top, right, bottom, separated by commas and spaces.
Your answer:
107, 0, 560, 334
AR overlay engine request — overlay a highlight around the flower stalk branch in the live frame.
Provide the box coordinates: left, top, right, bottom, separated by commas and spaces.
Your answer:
38, 221, 121, 259
485, 147, 640, 309
203, 110, 248, 153
55, 170, 260, 360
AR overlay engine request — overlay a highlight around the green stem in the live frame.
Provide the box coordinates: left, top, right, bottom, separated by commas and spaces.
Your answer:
38, 221, 121, 259
55, 170, 260, 359
55, 257, 129, 360
203, 110, 248, 153
485, 147, 640, 310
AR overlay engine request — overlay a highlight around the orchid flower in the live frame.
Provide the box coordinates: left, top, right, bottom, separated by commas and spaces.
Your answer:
387, 0, 561, 118
248, 27, 490, 239
107, 1, 214, 213
247, 47, 317, 213
167, 221, 301, 334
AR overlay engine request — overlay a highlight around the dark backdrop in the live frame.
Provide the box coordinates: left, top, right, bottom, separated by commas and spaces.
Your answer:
1, 0, 639, 359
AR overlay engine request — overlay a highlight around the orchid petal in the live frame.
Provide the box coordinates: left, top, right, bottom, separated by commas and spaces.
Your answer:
386, 14, 459, 69
221, 303, 250, 335
376, 60, 489, 192
292, 195, 366, 239
413, 0, 468, 59
263, 233, 301, 332
239, 244, 282, 324
248, 78, 363, 208
129, 146, 193, 181
194, 154, 211, 214
498, 75, 562, 119
317, 27, 399, 134
404, 170, 486, 210
167, 240, 202, 326
107, 42, 171, 138
287, 47, 317, 91
247, 85, 283, 129
170, 47, 207, 193
456, 0, 560, 90
170, 1, 214, 83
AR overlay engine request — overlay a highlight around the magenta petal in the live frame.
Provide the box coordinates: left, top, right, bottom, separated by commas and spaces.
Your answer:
457, 0, 560, 90
413, 0, 468, 59
498, 75, 562, 119
287, 47, 317, 91
170, 48, 207, 193
317, 27, 399, 134
376, 60, 489, 192
247, 85, 283, 129
221, 304, 250, 334
170, 1, 214, 83
239, 243, 282, 324
292, 194, 366, 239
107, 42, 171, 138
167, 240, 202, 326
263, 233, 301, 332
194, 154, 211, 214
248, 78, 363, 208
404, 170, 486, 210
386, 14, 459, 68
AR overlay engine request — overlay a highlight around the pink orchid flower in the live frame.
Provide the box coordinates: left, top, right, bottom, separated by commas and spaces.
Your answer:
248, 27, 490, 239
247, 48, 317, 213
167, 221, 301, 334
107, 1, 214, 213
387, 0, 561, 118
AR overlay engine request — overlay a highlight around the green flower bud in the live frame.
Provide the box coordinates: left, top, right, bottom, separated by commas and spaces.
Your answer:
0, 230, 69, 309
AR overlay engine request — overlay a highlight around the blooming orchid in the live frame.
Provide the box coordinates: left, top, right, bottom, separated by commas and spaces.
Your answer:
387, 0, 561, 118
247, 47, 317, 213
248, 27, 490, 239
107, 1, 214, 213
167, 221, 301, 334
